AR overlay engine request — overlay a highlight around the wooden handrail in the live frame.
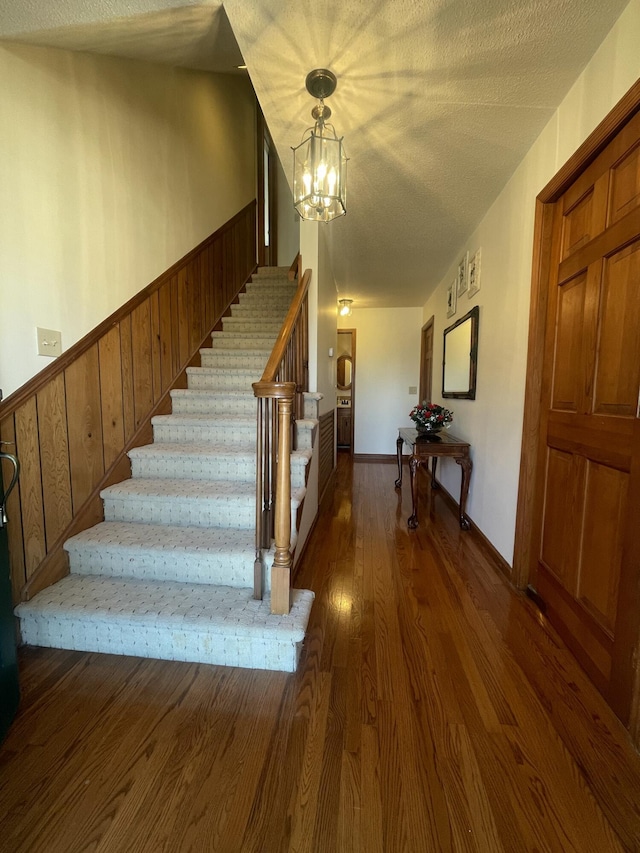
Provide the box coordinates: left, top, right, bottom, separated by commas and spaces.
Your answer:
288, 252, 301, 281
259, 268, 312, 384
252, 257, 312, 615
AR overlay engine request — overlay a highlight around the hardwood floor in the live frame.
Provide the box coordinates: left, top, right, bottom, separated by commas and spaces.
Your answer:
2, 455, 640, 852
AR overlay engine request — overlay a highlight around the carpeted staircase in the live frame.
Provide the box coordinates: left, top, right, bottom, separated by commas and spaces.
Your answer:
15, 267, 316, 672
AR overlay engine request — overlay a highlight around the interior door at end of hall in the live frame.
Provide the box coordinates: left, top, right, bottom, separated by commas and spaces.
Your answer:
1, 450, 20, 742
531, 108, 640, 724
419, 317, 434, 403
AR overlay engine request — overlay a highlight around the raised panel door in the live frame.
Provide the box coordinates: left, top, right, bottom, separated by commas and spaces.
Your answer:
532, 110, 640, 723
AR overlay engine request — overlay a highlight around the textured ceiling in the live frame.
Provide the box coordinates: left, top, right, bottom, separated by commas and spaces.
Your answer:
0, 0, 631, 306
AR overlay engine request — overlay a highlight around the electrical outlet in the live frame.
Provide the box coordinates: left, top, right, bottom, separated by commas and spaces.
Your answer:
37, 327, 62, 357
409, 386, 417, 395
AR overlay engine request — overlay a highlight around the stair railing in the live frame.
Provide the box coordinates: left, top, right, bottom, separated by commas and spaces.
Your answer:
253, 254, 311, 614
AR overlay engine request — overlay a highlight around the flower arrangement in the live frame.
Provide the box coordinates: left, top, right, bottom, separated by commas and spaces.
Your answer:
409, 401, 453, 432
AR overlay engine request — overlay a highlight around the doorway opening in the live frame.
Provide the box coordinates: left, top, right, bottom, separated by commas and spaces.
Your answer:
337, 329, 356, 453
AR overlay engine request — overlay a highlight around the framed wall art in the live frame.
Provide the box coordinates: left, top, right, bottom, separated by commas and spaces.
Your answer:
446, 277, 457, 318
456, 252, 469, 297
468, 248, 481, 298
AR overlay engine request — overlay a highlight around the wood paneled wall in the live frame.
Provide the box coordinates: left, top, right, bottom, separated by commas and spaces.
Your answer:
318, 410, 335, 501
0, 202, 256, 604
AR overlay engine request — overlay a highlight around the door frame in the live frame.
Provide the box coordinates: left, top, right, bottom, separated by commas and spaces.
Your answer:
257, 109, 278, 267
513, 78, 640, 742
419, 315, 434, 403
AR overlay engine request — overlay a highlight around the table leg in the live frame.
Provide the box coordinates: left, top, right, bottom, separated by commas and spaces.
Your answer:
394, 435, 404, 488
431, 456, 439, 489
408, 456, 420, 528
456, 456, 473, 530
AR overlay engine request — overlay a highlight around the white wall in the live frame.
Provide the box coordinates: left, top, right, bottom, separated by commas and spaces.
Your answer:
339, 308, 422, 456
0, 42, 256, 399
421, 0, 640, 564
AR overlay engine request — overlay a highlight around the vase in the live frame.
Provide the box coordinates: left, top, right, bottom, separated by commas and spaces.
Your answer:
415, 425, 442, 441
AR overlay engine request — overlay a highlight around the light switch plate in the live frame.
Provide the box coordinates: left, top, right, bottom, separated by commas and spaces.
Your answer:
409, 386, 417, 395
37, 327, 62, 357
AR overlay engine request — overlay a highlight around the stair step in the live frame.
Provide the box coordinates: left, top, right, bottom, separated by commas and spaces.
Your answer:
101, 477, 305, 529
251, 266, 290, 278
230, 305, 288, 320
152, 413, 255, 445
237, 293, 293, 309
186, 366, 257, 391
129, 442, 311, 487
170, 389, 257, 415
198, 349, 271, 370
222, 317, 283, 334
15, 575, 315, 672
245, 282, 298, 294
209, 332, 278, 350
65, 522, 258, 586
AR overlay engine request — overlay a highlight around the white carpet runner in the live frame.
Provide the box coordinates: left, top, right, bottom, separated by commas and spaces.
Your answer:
16, 267, 316, 672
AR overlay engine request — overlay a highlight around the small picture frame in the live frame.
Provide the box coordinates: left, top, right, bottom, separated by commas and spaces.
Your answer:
446, 278, 457, 318
456, 252, 469, 297
468, 248, 481, 298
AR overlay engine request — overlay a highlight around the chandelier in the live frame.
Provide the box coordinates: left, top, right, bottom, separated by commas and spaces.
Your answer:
292, 69, 347, 223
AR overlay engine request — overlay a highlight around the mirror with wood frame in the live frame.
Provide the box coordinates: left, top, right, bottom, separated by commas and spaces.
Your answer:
337, 354, 352, 390
442, 306, 479, 399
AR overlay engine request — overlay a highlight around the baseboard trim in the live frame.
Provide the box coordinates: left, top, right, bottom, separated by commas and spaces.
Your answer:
433, 476, 513, 581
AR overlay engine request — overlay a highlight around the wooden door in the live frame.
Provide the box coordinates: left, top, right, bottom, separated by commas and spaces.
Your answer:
419, 316, 434, 403
530, 109, 640, 723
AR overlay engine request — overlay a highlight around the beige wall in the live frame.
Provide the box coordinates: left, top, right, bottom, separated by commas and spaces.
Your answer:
339, 308, 422, 456
0, 42, 256, 399
421, 0, 640, 564
300, 221, 337, 418
276, 156, 299, 267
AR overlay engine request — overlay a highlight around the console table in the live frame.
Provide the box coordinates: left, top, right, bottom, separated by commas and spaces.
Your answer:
395, 428, 472, 530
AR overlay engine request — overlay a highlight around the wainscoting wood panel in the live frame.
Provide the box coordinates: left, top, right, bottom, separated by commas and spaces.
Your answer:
120, 314, 135, 443
177, 268, 190, 369
318, 410, 335, 500
158, 281, 173, 394
37, 374, 73, 548
0, 201, 257, 604
65, 344, 105, 514
14, 399, 46, 578
150, 291, 162, 405
98, 326, 125, 470
131, 300, 154, 429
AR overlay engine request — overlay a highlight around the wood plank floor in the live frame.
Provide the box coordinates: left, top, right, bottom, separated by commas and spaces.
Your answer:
2, 455, 640, 852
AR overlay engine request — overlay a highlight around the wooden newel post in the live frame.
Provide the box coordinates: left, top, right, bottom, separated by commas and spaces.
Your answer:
252, 380, 296, 616
271, 392, 293, 615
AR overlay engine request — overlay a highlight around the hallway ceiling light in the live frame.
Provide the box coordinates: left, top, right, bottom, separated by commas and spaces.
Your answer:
293, 69, 347, 223
338, 299, 353, 316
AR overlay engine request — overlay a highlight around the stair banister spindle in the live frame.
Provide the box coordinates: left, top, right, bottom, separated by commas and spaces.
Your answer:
254, 397, 264, 600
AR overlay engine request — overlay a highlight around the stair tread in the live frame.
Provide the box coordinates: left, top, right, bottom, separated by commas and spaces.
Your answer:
16, 575, 314, 640
65, 521, 255, 554
129, 442, 311, 463
152, 413, 255, 425
102, 477, 305, 505
171, 389, 256, 398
